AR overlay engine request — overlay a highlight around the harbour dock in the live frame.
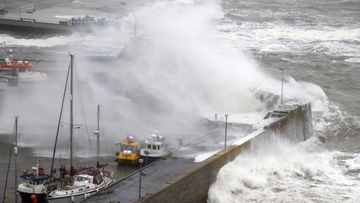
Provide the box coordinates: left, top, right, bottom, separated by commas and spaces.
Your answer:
84, 104, 313, 203
0, 0, 146, 33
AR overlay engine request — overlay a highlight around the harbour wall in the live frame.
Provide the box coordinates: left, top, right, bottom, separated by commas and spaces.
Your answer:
136, 103, 313, 203
0, 18, 75, 33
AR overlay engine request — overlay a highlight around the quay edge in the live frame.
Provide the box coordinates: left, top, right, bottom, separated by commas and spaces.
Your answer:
135, 103, 313, 203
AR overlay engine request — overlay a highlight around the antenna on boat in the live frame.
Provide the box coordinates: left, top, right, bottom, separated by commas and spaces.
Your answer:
94, 104, 100, 164
14, 115, 19, 203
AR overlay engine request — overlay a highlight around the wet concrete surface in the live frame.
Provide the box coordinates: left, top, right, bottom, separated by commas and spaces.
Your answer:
85, 157, 196, 203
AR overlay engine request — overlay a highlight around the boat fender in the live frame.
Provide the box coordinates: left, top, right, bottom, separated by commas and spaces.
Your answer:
31, 194, 37, 203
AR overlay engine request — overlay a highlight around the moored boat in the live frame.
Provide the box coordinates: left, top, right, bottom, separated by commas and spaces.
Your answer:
48, 167, 113, 201
140, 132, 169, 165
17, 164, 50, 202
115, 135, 140, 165
0, 58, 32, 71
46, 55, 114, 202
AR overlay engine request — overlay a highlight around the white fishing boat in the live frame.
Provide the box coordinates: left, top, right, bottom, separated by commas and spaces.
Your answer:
140, 131, 169, 165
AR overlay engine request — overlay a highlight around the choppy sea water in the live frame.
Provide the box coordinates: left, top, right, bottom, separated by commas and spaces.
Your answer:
209, 0, 360, 202
0, 0, 359, 202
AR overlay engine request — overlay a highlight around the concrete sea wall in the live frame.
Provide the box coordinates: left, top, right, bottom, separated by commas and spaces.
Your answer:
136, 103, 313, 203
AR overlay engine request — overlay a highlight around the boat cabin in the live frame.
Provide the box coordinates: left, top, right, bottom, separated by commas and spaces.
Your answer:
19, 164, 49, 186
75, 168, 103, 185
120, 136, 139, 153
20, 174, 50, 186
116, 135, 140, 165
73, 174, 94, 186
144, 134, 167, 152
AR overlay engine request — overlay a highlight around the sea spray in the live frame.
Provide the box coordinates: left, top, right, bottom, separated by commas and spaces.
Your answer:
0, 0, 329, 157
208, 137, 360, 203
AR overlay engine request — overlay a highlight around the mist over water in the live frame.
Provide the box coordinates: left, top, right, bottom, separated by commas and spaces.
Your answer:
1, 0, 357, 201
0, 1, 332, 158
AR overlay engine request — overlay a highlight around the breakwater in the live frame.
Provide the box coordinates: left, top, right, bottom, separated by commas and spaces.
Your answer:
136, 103, 313, 203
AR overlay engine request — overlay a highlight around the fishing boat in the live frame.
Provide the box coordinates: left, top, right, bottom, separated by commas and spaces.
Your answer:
115, 135, 140, 165
46, 55, 114, 202
0, 57, 47, 84
0, 58, 32, 71
140, 131, 169, 165
17, 164, 50, 202
10, 116, 52, 203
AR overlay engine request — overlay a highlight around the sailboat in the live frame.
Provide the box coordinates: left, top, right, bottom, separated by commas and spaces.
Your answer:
47, 54, 114, 202
9, 115, 51, 203
5, 116, 49, 203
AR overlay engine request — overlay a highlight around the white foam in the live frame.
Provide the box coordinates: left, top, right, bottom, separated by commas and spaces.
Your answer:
194, 149, 221, 162
0, 33, 82, 47
209, 140, 360, 202
345, 58, 360, 63
218, 19, 360, 56
345, 154, 360, 171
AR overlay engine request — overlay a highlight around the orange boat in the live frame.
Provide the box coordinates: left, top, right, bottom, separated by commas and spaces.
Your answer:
0, 58, 33, 70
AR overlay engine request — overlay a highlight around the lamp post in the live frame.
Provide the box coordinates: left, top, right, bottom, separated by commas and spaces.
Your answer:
144, 150, 149, 166
279, 68, 284, 105
224, 114, 228, 150
138, 158, 144, 199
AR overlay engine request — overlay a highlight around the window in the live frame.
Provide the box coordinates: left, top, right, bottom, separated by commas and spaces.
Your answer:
153, 145, 156, 150
148, 144, 151, 149
158, 145, 160, 150
75, 176, 84, 182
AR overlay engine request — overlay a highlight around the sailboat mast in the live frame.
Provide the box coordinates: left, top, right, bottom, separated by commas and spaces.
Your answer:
14, 116, 18, 203
70, 54, 74, 170
96, 105, 100, 163
50, 57, 71, 180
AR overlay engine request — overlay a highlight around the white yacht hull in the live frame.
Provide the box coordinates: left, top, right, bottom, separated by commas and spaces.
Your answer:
48, 177, 113, 203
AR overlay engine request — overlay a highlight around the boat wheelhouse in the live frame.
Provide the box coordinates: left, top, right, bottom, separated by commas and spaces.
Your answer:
140, 133, 169, 165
